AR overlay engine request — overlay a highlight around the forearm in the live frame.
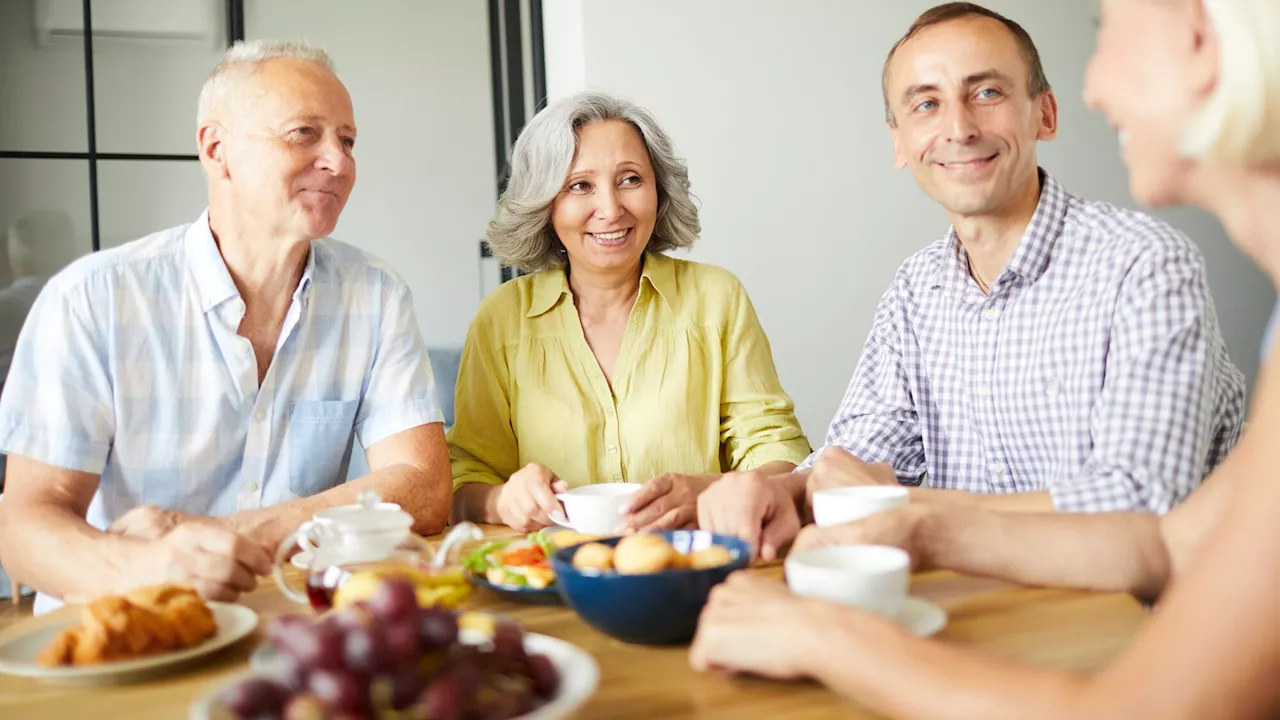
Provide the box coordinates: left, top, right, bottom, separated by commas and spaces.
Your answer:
908, 488, 1054, 512
914, 505, 1171, 600
0, 500, 144, 600
811, 608, 1085, 720
223, 463, 451, 547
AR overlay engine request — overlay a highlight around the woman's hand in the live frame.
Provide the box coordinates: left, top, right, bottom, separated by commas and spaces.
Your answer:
495, 463, 568, 531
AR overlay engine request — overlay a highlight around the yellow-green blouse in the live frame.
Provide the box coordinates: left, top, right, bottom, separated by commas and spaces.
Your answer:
447, 252, 810, 490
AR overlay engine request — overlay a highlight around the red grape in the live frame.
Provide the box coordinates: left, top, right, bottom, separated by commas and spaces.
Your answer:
525, 653, 559, 699
417, 677, 463, 720
342, 626, 390, 674
491, 621, 526, 662
287, 622, 345, 671
368, 578, 418, 621
274, 652, 309, 692
216, 676, 290, 718
308, 667, 368, 713
382, 619, 419, 664
371, 665, 426, 710
417, 608, 458, 651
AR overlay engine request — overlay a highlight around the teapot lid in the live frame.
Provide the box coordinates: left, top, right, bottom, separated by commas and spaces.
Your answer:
321, 490, 414, 534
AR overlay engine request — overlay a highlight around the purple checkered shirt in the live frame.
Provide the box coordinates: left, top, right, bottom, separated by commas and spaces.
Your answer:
806, 171, 1246, 513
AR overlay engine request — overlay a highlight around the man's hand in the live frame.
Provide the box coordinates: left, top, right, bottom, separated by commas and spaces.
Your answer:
793, 505, 932, 570
806, 447, 899, 508
698, 471, 800, 561
624, 474, 705, 531
690, 572, 847, 680
123, 523, 273, 602
108, 505, 211, 540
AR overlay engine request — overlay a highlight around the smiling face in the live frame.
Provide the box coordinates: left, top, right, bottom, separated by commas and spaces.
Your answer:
886, 15, 1057, 218
201, 57, 357, 241
550, 119, 659, 278
1084, 0, 1203, 207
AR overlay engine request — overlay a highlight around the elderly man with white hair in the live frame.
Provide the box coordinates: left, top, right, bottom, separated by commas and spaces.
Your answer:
0, 40, 451, 612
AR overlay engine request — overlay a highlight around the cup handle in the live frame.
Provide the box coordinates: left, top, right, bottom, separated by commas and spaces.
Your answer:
272, 521, 320, 605
548, 512, 575, 531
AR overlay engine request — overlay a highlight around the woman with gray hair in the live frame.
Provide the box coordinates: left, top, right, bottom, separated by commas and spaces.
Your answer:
449, 91, 810, 533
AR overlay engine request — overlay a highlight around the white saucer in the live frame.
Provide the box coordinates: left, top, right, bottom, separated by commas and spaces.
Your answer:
0, 602, 259, 685
897, 597, 947, 637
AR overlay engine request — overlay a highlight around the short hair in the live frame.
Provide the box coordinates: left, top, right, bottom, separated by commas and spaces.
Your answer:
882, 2, 1051, 126
1181, 0, 1280, 164
486, 91, 700, 274
197, 39, 334, 126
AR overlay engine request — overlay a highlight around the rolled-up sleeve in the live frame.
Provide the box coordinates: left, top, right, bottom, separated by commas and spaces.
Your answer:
1051, 246, 1242, 513
354, 282, 444, 449
719, 282, 811, 471
802, 279, 927, 483
447, 312, 516, 491
0, 279, 115, 474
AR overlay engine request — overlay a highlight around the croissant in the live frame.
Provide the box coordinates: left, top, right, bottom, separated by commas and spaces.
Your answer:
36, 584, 218, 667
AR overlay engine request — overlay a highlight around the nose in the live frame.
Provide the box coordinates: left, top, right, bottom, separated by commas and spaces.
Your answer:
594, 184, 624, 222
943, 101, 980, 144
315, 132, 353, 177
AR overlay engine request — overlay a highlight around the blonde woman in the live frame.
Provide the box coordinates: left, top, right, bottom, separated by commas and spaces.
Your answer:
692, 0, 1280, 717
449, 92, 809, 533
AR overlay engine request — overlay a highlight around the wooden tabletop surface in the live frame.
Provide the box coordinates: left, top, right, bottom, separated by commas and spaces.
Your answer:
0, 526, 1150, 719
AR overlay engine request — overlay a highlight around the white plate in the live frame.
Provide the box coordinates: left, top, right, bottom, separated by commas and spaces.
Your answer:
0, 602, 259, 685
192, 628, 599, 720
898, 597, 947, 637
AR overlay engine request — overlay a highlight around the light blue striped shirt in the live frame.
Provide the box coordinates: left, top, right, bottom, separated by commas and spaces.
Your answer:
0, 210, 443, 541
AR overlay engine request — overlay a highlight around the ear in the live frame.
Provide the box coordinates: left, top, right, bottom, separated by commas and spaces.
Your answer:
1035, 90, 1059, 142
197, 122, 230, 180
1185, 0, 1219, 104
889, 121, 909, 170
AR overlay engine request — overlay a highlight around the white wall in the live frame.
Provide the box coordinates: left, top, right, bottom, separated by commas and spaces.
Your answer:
1, 0, 497, 349
544, 0, 1276, 440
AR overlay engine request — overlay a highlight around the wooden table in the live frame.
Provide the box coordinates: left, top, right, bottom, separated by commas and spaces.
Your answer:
0, 527, 1150, 719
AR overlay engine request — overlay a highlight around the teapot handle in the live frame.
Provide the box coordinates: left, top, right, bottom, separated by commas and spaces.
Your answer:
430, 522, 484, 571
272, 520, 323, 605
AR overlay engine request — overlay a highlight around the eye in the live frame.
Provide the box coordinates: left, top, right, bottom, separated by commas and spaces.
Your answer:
619, 174, 642, 187
914, 100, 938, 113
977, 88, 1002, 100
340, 136, 356, 150
291, 126, 317, 139
568, 180, 592, 193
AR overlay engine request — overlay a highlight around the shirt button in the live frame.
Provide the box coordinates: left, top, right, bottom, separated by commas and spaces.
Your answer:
607, 445, 618, 455
982, 308, 1001, 319
990, 463, 1006, 476
245, 481, 259, 493
1045, 380, 1062, 397
975, 385, 992, 397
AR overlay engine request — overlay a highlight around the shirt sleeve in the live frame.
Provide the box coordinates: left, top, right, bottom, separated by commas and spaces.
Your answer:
353, 282, 444, 449
1051, 244, 1243, 513
447, 311, 516, 491
802, 278, 927, 483
719, 281, 811, 471
0, 278, 115, 474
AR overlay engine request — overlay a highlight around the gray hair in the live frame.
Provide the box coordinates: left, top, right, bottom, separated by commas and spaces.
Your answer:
487, 91, 701, 273
197, 39, 334, 126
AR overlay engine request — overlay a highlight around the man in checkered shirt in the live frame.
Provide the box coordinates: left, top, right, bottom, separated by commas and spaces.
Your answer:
0, 41, 452, 612
697, 3, 1245, 559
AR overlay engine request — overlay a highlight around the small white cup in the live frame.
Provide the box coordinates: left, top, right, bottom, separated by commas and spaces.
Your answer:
785, 545, 910, 617
297, 501, 402, 555
811, 486, 908, 528
553, 484, 642, 534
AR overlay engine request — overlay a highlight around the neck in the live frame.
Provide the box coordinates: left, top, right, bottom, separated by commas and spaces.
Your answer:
950, 171, 1043, 291
208, 203, 310, 309
1192, 165, 1280, 290
567, 257, 643, 320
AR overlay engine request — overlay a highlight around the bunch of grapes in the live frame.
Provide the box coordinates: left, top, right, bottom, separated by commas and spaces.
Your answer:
214, 578, 560, 720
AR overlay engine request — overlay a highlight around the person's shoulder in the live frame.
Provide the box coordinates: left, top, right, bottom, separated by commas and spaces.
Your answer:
1066, 195, 1202, 264
41, 224, 187, 301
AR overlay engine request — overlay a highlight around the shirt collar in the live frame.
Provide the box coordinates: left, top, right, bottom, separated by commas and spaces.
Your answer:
525, 251, 676, 318
933, 169, 1071, 291
185, 208, 318, 313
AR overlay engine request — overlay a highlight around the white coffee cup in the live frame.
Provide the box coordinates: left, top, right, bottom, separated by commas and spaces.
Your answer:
811, 486, 909, 527
552, 484, 642, 534
297, 501, 402, 555
785, 545, 910, 617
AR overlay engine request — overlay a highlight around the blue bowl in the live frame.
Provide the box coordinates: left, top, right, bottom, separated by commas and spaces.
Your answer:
551, 530, 751, 645
466, 571, 563, 605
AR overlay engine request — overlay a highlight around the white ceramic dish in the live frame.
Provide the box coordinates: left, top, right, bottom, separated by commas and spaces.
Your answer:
191, 628, 600, 720
897, 597, 948, 637
0, 602, 259, 685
